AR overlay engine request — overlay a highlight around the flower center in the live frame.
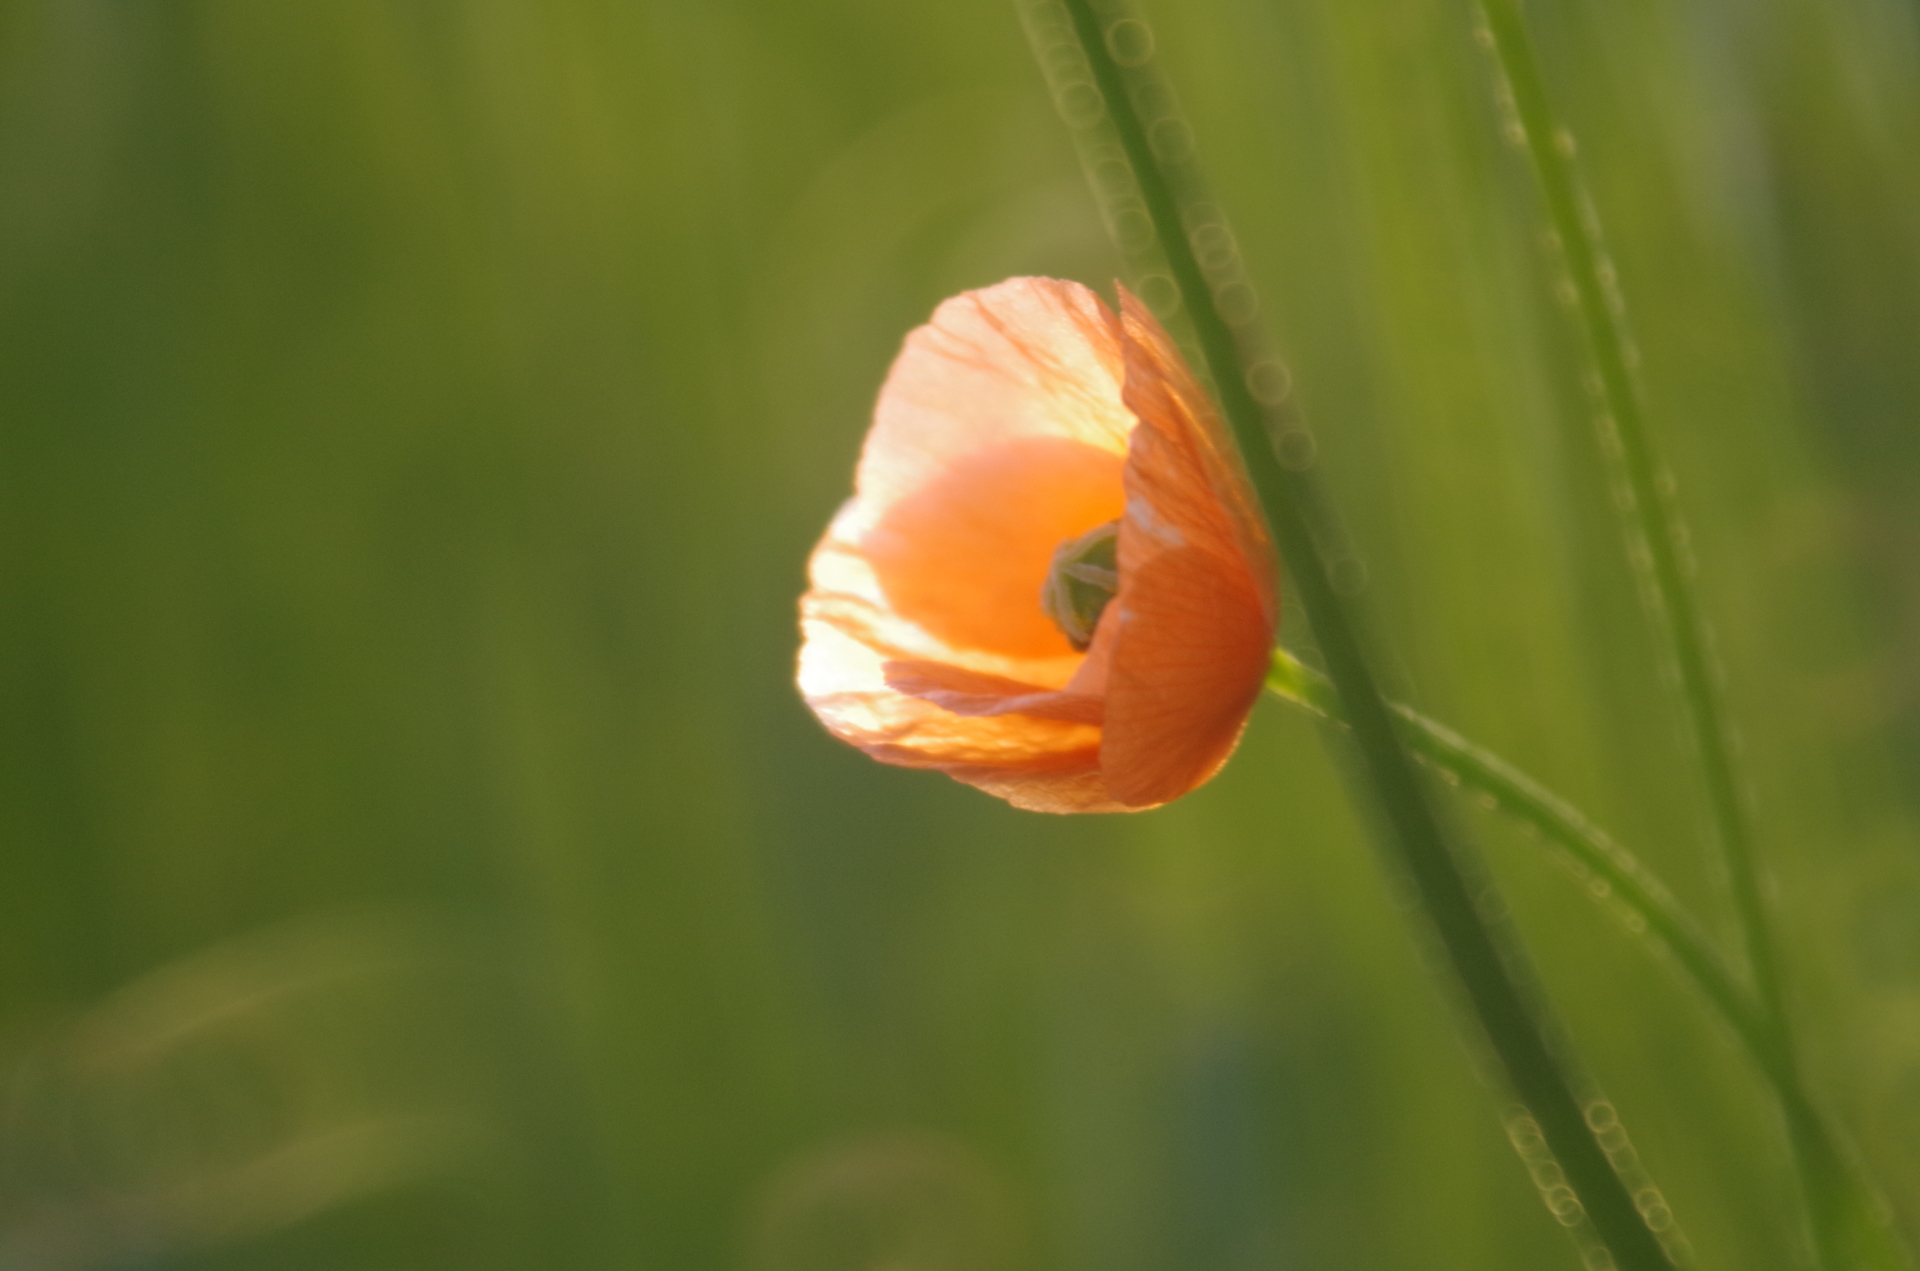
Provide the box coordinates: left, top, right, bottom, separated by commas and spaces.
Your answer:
1039, 519, 1120, 652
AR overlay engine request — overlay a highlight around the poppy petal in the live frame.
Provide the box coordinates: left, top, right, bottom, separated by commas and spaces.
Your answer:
848, 277, 1135, 666
884, 660, 1105, 725
1102, 285, 1278, 808
798, 279, 1138, 810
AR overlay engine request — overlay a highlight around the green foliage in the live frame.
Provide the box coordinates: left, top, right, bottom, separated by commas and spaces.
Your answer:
0, 1, 1916, 1269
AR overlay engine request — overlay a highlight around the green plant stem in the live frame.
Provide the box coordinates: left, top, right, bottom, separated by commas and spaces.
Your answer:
1269, 651, 1765, 1059
1267, 652, 1907, 1271
1049, 1, 1674, 1266
1470, 6, 1906, 1267
1474, 0, 1778, 1056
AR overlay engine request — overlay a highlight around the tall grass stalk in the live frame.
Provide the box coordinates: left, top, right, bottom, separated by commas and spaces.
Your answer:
1471, 5, 1908, 1267
1032, 0, 1676, 1265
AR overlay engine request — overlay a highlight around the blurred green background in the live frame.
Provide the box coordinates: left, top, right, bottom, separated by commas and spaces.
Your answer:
3, 0, 1919, 1267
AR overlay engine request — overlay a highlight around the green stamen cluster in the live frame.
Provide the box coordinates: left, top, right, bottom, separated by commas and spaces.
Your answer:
1040, 519, 1120, 651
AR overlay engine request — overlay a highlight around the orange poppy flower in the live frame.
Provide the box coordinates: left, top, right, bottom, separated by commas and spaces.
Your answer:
797, 277, 1277, 813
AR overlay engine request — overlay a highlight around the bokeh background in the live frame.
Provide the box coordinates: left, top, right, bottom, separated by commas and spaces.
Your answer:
3, 0, 1919, 1268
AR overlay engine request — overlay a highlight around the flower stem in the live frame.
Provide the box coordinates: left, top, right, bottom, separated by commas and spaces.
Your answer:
1473, 0, 1779, 1068
1269, 651, 1909, 1271
1470, 5, 1908, 1266
1039, 1, 1676, 1266
1269, 650, 1766, 1060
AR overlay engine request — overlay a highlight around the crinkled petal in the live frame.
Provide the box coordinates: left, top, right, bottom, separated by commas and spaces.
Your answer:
883, 661, 1105, 725
845, 278, 1133, 667
814, 277, 1135, 681
1102, 285, 1279, 808
798, 278, 1137, 811
855, 278, 1134, 511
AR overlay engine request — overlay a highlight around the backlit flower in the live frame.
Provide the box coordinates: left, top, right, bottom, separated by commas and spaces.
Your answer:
797, 277, 1277, 813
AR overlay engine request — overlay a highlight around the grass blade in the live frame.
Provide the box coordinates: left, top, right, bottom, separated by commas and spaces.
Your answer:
1470, 5, 1911, 1266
